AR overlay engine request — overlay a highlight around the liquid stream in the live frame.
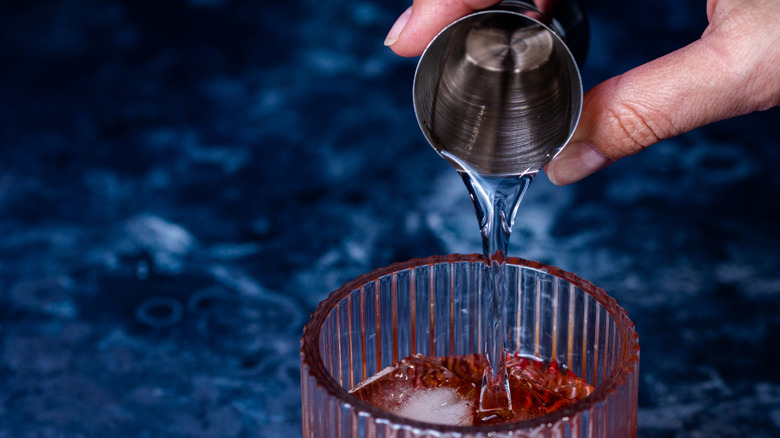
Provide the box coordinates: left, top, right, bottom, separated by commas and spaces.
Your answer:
462, 169, 534, 413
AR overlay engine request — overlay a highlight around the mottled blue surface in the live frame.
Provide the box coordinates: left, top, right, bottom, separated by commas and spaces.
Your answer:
1, 0, 779, 436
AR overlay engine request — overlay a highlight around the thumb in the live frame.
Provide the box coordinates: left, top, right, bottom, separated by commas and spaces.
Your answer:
545, 8, 780, 185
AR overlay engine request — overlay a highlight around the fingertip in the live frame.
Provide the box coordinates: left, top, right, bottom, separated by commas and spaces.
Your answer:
384, 0, 501, 57
385, 6, 436, 57
384, 6, 412, 48
545, 142, 613, 185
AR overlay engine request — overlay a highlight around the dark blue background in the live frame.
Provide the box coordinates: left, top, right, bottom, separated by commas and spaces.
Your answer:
1, 0, 779, 436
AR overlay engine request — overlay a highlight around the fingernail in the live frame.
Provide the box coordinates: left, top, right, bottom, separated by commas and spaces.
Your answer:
384, 6, 412, 46
545, 142, 612, 185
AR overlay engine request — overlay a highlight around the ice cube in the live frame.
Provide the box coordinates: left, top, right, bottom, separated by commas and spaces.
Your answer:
394, 387, 472, 426
350, 354, 476, 425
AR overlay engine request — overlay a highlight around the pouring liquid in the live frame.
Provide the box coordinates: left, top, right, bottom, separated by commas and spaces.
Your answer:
459, 165, 535, 417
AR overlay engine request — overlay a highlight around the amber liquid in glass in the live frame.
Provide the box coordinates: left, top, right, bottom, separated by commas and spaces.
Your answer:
350, 353, 593, 426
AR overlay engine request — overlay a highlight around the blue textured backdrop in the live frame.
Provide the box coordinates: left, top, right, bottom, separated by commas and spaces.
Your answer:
1, 0, 779, 436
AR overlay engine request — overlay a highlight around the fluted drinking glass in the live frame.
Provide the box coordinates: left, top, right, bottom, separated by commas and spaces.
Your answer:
300, 254, 639, 437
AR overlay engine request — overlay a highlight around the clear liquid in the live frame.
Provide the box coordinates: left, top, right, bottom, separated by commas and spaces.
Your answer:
459, 167, 535, 414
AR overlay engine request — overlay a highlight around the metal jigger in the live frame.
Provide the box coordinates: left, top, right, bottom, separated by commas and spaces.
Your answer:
413, 0, 588, 176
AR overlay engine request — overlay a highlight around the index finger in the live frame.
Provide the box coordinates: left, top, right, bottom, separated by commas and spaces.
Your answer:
386, 0, 501, 57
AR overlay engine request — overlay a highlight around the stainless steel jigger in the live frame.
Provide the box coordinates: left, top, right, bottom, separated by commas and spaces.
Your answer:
413, 0, 588, 176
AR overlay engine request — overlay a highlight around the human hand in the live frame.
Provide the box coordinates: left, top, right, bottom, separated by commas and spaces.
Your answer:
385, 0, 780, 185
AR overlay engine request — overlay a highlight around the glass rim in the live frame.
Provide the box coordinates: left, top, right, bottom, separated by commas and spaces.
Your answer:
301, 253, 640, 434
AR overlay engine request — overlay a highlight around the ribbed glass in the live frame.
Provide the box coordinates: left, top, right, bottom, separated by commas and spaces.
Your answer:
301, 255, 639, 437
